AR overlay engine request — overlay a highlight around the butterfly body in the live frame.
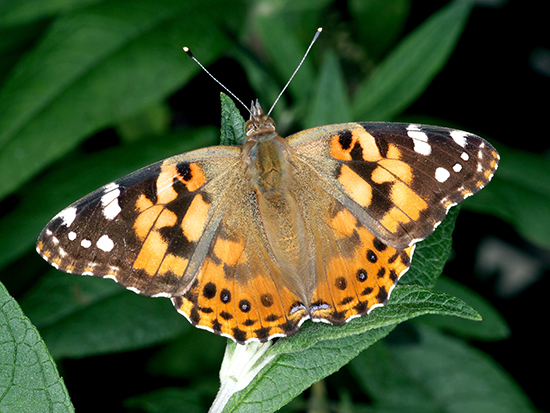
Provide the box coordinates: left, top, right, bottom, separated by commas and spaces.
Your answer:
37, 101, 499, 344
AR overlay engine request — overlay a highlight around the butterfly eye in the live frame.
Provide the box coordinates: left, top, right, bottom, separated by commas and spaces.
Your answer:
245, 120, 256, 136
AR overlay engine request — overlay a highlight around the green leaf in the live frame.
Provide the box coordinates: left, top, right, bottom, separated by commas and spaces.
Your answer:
350, 325, 537, 413
352, 0, 473, 121
19, 271, 189, 359
0, 281, 74, 412
0, 0, 103, 27
115, 102, 172, 143
0, 0, 242, 201
0, 127, 217, 269
221, 324, 396, 413
400, 206, 458, 289
124, 387, 204, 413
349, 0, 411, 60
220, 93, 246, 146
421, 276, 510, 341
303, 50, 352, 129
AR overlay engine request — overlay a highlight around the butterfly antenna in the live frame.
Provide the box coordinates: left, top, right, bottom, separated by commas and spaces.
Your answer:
266, 27, 322, 118
183, 46, 252, 117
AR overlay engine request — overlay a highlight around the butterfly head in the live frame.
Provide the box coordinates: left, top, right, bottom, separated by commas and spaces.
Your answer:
245, 100, 276, 140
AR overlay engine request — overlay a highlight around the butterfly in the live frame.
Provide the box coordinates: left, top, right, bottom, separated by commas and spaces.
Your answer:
36, 97, 499, 344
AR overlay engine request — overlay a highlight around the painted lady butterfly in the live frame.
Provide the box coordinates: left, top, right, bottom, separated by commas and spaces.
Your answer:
36, 33, 499, 344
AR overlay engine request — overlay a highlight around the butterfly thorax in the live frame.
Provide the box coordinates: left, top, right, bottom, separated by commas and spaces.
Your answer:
241, 103, 311, 298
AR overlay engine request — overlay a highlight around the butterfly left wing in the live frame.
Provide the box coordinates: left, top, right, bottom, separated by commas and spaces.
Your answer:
36, 146, 241, 297
288, 122, 499, 249
283, 121, 498, 325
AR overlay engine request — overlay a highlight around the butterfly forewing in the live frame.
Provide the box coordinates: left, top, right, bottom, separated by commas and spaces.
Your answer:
36, 146, 241, 297
289, 122, 499, 248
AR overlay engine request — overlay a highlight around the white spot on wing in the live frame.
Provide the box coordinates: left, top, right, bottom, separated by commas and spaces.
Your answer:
81, 239, 92, 248
407, 128, 432, 156
435, 167, 450, 183
450, 130, 468, 147
57, 207, 77, 227
68, 231, 77, 241
101, 184, 121, 220
127, 286, 142, 295
96, 234, 114, 252
461, 152, 469, 161
453, 163, 463, 172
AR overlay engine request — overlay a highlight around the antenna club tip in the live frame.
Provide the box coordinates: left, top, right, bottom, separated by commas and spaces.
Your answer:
183, 46, 194, 57
317, 27, 323, 32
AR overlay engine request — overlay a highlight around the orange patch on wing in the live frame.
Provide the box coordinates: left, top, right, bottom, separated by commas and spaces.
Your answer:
386, 143, 402, 160
181, 194, 209, 242
135, 193, 154, 213
329, 129, 383, 162
158, 253, 189, 276
390, 182, 427, 220
338, 165, 373, 207
156, 208, 178, 228
328, 207, 358, 238
379, 207, 412, 233
134, 205, 164, 241
213, 237, 245, 267
156, 166, 180, 204
133, 231, 168, 275
179, 163, 206, 192
355, 131, 382, 162
330, 135, 353, 161
377, 159, 413, 184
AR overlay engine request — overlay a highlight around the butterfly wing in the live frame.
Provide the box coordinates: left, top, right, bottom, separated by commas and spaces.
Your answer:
288, 122, 499, 249
171, 184, 308, 343
36, 145, 242, 297
285, 122, 498, 324
37, 143, 307, 343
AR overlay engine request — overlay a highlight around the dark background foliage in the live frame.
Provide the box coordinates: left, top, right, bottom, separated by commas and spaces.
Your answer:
0, 0, 548, 412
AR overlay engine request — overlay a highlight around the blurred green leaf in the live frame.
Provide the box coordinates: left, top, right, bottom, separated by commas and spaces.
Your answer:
0, 0, 102, 26
352, 0, 473, 121
464, 143, 550, 249
0, 0, 243, 201
350, 325, 537, 413
349, 0, 411, 60
124, 387, 204, 413
0, 281, 74, 412
20, 271, 189, 359
147, 330, 226, 379
251, 13, 319, 110
115, 102, 172, 143
421, 276, 510, 341
0, 127, 217, 269
303, 50, 351, 129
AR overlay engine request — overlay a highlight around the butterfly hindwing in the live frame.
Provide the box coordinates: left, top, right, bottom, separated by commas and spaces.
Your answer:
289, 122, 499, 248
172, 176, 308, 343
36, 146, 241, 296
